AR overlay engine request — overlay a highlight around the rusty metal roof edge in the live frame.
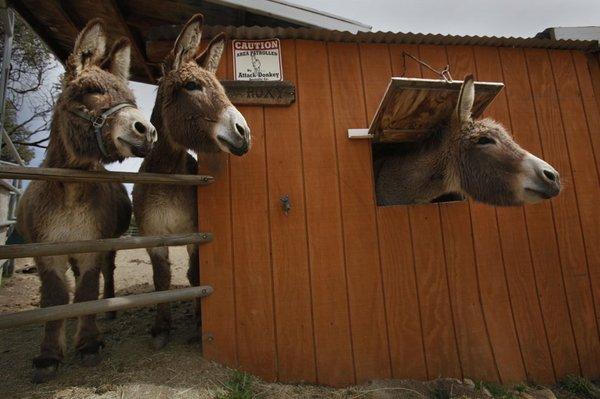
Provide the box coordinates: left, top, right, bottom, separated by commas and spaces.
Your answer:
184, 25, 599, 51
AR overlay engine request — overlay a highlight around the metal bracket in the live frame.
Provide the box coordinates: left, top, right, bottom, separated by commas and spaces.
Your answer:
280, 195, 291, 215
348, 128, 372, 139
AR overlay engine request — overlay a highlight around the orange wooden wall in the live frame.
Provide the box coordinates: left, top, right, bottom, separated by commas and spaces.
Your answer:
198, 40, 600, 387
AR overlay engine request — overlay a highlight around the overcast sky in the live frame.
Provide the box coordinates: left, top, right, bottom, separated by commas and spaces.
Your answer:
28, 0, 600, 181
296, 0, 600, 37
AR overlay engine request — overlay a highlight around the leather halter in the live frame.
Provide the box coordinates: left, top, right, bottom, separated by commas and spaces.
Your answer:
70, 102, 136, 158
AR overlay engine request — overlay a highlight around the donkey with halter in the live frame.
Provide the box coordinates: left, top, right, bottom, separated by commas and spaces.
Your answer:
132, 14, 251, 349
17, 19, 156, 382
374, 75, 561, 206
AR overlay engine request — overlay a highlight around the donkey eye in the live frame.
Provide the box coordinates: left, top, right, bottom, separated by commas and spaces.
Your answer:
184, 81, 202, 91
84, 87, 105, 95
476, 136, 495, 145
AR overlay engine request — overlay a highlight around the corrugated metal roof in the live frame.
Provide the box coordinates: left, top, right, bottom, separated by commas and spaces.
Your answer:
204, 0, 372, 32
536, 26, 600, 42
162, 25, 599, 51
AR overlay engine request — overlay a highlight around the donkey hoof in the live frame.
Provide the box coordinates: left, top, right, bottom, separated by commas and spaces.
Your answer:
105, 311, 117, 320
31, 357, 60, 383
152, 332, 170, 350
31, 366, 58, 383
77, 340, 104, 367
80, 352, 102, 367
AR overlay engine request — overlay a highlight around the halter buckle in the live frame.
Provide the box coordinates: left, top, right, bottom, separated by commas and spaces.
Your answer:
91, 115, 107, 129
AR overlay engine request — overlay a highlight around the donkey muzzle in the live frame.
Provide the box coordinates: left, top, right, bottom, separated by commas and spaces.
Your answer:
115, 108, 157, 157
215, 106, 251, 156
522, 153, 561, 202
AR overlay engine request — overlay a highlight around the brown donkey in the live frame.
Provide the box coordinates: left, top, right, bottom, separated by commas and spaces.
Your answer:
375, 75, 561, 206
17, 19, 156, 382
132, 15, 250, 349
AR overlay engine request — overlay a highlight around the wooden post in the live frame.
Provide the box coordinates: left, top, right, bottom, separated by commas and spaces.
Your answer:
0, 232, 213, 259
0, 286, 213, 330
0, 165, 213, 185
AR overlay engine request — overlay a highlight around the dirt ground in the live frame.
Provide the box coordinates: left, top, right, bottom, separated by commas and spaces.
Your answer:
0, 247, 362, 398
0, 248, 597, 399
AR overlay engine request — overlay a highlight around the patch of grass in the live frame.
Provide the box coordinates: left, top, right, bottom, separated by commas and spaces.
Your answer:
474, 380, 520, 399
216, 371, 257, 399
484, 382, 510, 398
513, 383, 528, 393
474, 380, 486, 391
559, 374, 600, 399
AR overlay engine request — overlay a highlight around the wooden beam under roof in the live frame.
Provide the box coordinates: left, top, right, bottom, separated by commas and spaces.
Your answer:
56, 0, 82, 33
105, 0, 156, 83
8, 0, 69, 61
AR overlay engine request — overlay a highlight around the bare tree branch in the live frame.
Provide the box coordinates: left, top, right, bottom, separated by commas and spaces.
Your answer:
1, 13, 58, 164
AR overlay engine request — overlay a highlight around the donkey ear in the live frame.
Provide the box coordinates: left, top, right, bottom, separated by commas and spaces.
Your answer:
196, 33, 226, 73
101, 37, 131, 81
455, 74, 475, 123
171, 14, 204, 70
66, 18, 107, 79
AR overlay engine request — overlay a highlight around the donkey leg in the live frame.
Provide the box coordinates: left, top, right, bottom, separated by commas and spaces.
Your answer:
186, 244, 200, 287
186, 244, 202, 343
101, 251, 117, 319
32, 256, 69, 383
73, 254, 103, 366
148, 246, 171, 349
186, 244, 201, 316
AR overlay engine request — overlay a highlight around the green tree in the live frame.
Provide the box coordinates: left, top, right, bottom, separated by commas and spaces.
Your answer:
0, 12, 59, 164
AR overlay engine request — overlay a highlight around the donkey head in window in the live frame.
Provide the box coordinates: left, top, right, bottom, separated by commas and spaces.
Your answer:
374, 75, 561, 206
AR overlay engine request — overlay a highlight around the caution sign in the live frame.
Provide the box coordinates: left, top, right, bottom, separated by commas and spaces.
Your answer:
232, 39, 282, 81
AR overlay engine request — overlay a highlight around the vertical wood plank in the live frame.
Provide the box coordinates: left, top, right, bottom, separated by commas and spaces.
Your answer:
571, 51, 600, 174
498, 47, 556, 383
263, 40, 316, 383
524, 48, 593, 378
508, 51, 585, 375
357, 44, 396, 380
549, 50, 600, 378
199, 42, 237, 366
401, 44, 462, 379
230, 106, 277, 381
471, 46, 528, 383
571, 52, 600, 336
227, 40, 277, 379
328, 41, 392, 383
444, 45, 499, 382
572, 52, 600, 178
377, 43, 428, 380
585, 53, 600, 115
296, 39, 355, 387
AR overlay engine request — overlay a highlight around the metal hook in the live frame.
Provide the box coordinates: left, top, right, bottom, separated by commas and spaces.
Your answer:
400, 51, 454, 82
280, 195, 291, 215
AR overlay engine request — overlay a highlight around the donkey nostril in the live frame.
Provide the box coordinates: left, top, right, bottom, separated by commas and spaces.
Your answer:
235, 123, 245, 137
134, 121, 147, 135
543, 169, 556, 182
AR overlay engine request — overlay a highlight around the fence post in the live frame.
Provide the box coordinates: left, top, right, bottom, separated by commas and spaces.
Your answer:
0, 6, 14, 152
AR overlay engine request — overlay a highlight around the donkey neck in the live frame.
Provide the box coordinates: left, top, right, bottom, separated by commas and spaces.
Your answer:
143, 133, 192, 174
375, 128, 461, 204
43, 123, 103, 171
141, 101, 193, 174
